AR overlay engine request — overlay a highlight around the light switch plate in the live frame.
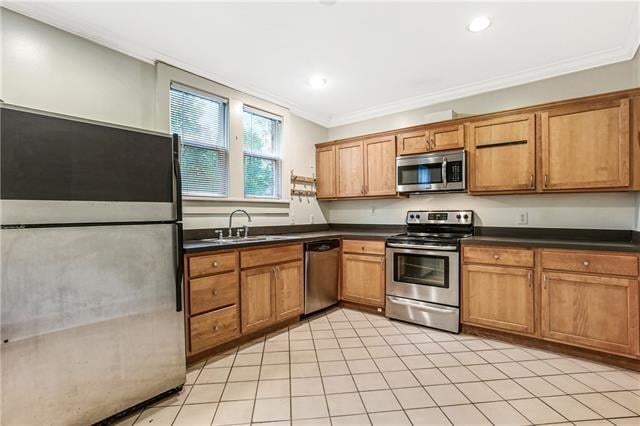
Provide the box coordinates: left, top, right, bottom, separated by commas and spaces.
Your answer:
517, 211, 528, 225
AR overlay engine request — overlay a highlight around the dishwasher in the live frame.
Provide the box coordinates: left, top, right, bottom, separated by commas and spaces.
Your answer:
304, 239, 341, 314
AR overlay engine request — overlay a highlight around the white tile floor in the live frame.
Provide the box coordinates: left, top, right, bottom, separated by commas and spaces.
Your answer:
120, 307, 640, 425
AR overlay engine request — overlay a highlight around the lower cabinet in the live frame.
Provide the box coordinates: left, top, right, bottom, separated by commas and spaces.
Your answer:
541, 271, 639, 356
275, 261, 304, 320
240, 265, 277, 334
342, 252, 385, 307
462, 264, 534, 334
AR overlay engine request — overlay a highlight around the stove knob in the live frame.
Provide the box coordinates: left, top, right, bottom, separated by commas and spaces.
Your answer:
409, 214, 415, 219
463, 214, 469, 220
415, 214, 420, 219
456, 214, 461, 219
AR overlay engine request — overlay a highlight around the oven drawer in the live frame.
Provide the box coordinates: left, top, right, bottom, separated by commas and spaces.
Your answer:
386, 296, 459, 333
463, 246, 534, 268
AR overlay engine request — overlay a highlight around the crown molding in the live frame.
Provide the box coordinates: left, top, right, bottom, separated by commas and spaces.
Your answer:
4, 2, 639, 130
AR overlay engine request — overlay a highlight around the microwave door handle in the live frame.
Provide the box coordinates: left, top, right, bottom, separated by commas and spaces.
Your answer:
441, 157, 448, 187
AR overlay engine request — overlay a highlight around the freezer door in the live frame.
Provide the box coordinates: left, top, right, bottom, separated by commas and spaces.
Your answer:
1, 224, 185, 425
0, 105, 175, 224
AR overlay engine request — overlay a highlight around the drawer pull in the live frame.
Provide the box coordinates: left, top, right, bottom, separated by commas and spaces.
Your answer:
213, 325, 220, 331
583, 261, 590, 267
493, 255, 500, 260
213, 261, 219, 267
212, 290, 218, 296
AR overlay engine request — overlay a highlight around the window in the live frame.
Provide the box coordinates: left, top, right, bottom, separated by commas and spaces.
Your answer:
243, 106, 282, 198
170, 83, 228, 197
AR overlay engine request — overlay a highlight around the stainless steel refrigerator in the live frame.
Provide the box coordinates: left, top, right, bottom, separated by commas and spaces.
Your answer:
0, 104, 186, 425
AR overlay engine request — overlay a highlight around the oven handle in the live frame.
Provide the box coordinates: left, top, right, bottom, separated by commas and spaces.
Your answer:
387, 296, 457, 313
386, 243, 457, 251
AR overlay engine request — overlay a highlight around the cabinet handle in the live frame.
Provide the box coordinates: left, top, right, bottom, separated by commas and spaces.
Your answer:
493, 255, 500, 260
544, 175, 548, 187
529, 174, 534, 188
543, 274, 548, 290
274, 266, 279, 280
213, 261, 219, 267
583, 261, 590, 267
213, 325, 220, 331
425, 136, 430, 151
528, 271, 532, 288
212, 289, 218, 296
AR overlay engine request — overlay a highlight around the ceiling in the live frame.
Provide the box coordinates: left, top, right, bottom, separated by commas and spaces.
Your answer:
5, 1, 639, 127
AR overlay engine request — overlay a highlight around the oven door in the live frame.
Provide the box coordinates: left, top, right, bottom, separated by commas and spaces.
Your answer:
396, 151, 465, 193
386, 246, 459, 307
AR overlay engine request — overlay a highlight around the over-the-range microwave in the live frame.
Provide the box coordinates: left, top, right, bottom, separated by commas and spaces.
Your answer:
396, 149, 466, 193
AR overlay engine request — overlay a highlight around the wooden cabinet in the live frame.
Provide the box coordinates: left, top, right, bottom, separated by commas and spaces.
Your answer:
469, 114, 536, 193
429, 124, 465, 152
396, 128, 428, 156
316, 145, 336, 198
275, 261, 304, 321
541, 271, 639, 356
541, 99, 630, 191
190, 305, 239, 353
462, 264, 535, 334
363, 135, 396, 196
336, 140, 365, 197
341, 240, 386, 308
240, 244, 303, 334
240, 265, 277, 334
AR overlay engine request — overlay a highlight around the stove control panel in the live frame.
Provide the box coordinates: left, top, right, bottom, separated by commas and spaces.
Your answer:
406, 210, 473, 225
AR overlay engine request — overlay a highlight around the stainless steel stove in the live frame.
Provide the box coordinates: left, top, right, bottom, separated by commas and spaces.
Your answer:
385, 210, 474, 333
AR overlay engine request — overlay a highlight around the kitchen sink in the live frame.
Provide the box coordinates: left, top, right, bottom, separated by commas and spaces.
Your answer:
198, 235, 295, 244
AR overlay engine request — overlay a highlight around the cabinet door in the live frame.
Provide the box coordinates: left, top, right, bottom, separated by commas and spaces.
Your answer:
316, 145, 336, 198
336, 140, 365, 197
364, 135, 396, 196
541, 271, 639, 356
396, 128, 428, 156
468, 114, 535, 193
341, 253, 385, 307
429, 124, 464, 152
241, 265, 276, 334
275, 261, 303, 321
462, 264, 534, 334
541, 99, 630, 190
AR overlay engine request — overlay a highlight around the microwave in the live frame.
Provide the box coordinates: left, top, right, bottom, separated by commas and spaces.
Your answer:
396, 149, 466, 193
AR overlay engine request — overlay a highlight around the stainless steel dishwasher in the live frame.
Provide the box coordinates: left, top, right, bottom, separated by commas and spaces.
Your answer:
304, 239, 341, 314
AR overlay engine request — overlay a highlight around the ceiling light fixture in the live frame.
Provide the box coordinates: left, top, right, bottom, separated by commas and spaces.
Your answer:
468, 16, 491, 32
307, 75, 327, 89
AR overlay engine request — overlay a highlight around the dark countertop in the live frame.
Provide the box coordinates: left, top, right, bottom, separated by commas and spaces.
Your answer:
183, 230, 396, 254
461, 235, 640, 253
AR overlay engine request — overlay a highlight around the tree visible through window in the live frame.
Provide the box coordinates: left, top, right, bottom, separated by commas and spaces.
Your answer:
243, 107, 282, 198
170, 83, 228, 197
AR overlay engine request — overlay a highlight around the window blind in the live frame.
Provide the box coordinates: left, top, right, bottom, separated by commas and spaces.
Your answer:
243, 106, 282, 199
170, 83, 229, 197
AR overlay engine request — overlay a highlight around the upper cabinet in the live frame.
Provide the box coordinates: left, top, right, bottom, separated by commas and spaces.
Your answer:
336, 140, 365, 197
316, 145, 336, 199
468, 114, 536, 193
364, 134, 396, 196
541, 99, 630, 191
396, 128, 428, 155
430, 124, 465, 152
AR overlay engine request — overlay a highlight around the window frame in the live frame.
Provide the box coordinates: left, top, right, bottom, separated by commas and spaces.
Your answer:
170, 82, 230, 198
242, 105, 283, 200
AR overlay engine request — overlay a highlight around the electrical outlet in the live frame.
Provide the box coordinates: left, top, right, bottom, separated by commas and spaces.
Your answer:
290, 214, 296, 224
517, 211, 528, 225
309, 214, 314, 224
371, 206, 376, 216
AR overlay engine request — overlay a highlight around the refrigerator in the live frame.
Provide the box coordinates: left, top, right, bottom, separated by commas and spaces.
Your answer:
0, 104, 186, 425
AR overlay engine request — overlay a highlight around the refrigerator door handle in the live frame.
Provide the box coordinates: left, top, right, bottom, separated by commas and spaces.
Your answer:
172, 133, 183, 222
175, 222, 184, 312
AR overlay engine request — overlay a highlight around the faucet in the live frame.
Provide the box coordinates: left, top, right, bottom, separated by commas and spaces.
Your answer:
228, 209, 252, 238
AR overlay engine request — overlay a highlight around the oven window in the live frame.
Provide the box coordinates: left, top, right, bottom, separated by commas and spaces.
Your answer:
394, 253, 449, 288
397, 164, 443, 186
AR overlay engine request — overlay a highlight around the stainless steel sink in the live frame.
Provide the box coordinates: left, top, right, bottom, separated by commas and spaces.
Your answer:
198, 235, 295, 244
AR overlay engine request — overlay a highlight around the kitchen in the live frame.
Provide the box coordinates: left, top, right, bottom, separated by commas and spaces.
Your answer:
2, 2, 640, 425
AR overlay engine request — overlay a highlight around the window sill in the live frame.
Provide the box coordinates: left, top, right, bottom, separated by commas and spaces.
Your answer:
183, 196, 290, 205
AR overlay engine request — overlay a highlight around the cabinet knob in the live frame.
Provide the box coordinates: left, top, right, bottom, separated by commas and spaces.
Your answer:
494, 255, 500, 260
212, 290, 218, 296
583, 261, 590, 267
213, 261, 219, 267
214, 325, 220, 331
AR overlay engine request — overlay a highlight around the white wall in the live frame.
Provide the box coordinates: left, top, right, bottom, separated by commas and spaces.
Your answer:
325, 51, 640, 230
0, 8, 329, 230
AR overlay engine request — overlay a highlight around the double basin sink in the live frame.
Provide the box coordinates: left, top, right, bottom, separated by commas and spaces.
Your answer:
198, 235, 296, 246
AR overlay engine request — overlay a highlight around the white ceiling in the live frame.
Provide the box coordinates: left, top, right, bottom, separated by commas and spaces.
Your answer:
5, 1, 640, 127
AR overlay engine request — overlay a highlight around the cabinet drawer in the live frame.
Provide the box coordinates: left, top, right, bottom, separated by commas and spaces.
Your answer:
541, 250, 638, 277
190, 272, 238, 315
190, 305, 239, 353
463, 246, 534, 268
189, 251, 237, 278
343, 240, 385, 255
241, 244, 303, 269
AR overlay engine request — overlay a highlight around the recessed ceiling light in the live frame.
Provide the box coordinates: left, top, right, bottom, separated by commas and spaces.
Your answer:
468, 16, 491, 32
307, 75, 327, 89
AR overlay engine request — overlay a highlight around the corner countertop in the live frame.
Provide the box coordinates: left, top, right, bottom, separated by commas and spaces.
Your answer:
461, 235, 640, 253
183, 230, 397, 254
